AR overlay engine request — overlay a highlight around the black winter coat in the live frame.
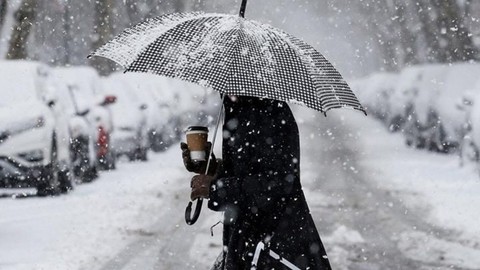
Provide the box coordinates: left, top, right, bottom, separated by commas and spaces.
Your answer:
208, 96, 331, 270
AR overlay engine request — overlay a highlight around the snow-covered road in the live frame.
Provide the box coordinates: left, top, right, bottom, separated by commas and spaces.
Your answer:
299, 110, 480, 270
1, 108, 480, 270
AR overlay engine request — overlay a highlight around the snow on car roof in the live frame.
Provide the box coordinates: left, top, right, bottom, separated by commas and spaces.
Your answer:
0, 60, 49, 106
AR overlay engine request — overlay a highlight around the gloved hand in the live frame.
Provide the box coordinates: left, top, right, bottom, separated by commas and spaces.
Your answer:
190, 174, 215, 200
181, 142, 218, 176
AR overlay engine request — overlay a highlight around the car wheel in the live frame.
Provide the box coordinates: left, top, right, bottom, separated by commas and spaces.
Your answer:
132, 147, 148, 161
139, 148, 148, 161
37, 138, 61, 197
58, 167, 74, 193
83, 165, 98, 183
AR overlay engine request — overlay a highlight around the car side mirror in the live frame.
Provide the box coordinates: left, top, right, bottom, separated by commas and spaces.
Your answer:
101, 95, 117, 106
77, 109, 90, 116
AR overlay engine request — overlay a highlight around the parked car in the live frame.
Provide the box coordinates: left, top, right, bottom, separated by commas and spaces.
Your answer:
435, 64, 480, 152
52, 66, 116, 175
111, 73, 170, 152
101, 76, 149, 161
402, 63, 480, 153
0, 61, 73, 195
401, 65, 448, 151
458, 82, 480, 166
388, 66, 424, 133
159, 77, 219, 141
354, 72, 399, 128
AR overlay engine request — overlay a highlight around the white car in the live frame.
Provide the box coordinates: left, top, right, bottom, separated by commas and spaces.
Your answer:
0, 60, 73, 195
52, 66, 116, 178
354, 72, 399, 130
101, 76, 149, 161
403, 63, 480, 152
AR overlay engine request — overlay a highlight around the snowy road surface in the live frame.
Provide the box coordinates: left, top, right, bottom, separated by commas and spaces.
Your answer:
1, 108, 480, 270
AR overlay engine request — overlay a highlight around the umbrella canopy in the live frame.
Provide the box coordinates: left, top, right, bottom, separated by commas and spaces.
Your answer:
90, 11, 365, 115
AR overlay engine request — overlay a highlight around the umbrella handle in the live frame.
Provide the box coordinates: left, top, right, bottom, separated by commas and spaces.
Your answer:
185, 198, 203, 225
239, 0, 248, 18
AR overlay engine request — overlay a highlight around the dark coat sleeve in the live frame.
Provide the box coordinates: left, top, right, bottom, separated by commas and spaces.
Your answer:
208, 100, 300, 215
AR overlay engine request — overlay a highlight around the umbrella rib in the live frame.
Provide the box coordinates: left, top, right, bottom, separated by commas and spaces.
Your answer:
267, 28, 326, 112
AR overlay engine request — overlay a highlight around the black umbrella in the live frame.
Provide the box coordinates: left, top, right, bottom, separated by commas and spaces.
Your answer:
89, 0, 366, 225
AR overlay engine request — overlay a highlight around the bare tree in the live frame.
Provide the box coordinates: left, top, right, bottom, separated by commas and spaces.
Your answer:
354, 0, 400, 71
435, 0, 477, 62
90, 0, 116, 75
415, 0, 477, 62
0, 0, 7, 32
6, 0, 36, 59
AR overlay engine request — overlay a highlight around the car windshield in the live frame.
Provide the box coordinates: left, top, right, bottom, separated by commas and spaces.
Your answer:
52, 68, 98, 113
0, 66, 38, 107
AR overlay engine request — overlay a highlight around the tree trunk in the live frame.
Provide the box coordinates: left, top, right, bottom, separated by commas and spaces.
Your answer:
394, 0, 418, 65
90, 0, 116, 75
354, 0, 399, 71
416, 0, 441, 62
0, 0, 7, 32
441, 0, 477, 61
6, 0, 36, 59
173, 0, 185, 12
125, 0, 142, 25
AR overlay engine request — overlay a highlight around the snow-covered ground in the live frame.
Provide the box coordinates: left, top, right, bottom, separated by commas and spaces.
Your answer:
336, 110, 480, 269
1, 108, 479, 269
0, 149, 191, 270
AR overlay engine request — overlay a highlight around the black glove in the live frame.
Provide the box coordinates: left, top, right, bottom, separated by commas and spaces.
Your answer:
190, 174, 215, 200
181, 142, 218, 176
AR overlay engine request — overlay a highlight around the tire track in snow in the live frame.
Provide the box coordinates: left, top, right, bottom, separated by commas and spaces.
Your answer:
97, 110, 477, 270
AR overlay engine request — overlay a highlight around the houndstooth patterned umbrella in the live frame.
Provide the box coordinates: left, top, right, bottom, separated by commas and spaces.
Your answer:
90, 11, 365, 115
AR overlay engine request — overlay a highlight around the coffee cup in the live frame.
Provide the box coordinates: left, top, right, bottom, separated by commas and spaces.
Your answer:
185, 126, 209, 161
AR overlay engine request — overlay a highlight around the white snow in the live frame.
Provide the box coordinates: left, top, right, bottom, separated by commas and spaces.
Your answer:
1, 61, 480, 269
0, 148, 189, 270
2, 107, 480, 269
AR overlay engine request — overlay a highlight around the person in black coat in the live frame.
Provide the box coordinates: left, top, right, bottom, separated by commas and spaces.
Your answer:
182, 96, 331, 270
